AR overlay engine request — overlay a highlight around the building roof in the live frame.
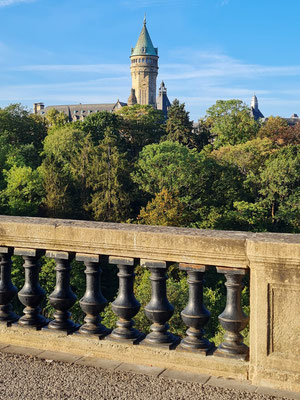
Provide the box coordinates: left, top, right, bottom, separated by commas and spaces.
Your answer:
38, 102, 127, 120
131, 17, 158, 57
156, 81, 171, 118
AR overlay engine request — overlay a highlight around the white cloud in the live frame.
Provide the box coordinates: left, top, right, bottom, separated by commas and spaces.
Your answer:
0, 0, 36, 7
0, 0, 36, 6
4, 50, 300, 119
14, 64, 129, 74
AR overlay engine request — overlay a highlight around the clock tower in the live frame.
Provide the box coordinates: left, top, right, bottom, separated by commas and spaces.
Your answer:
129, 17, 158, 107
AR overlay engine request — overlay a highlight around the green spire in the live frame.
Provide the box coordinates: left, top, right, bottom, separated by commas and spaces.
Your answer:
131, 18, 158, 57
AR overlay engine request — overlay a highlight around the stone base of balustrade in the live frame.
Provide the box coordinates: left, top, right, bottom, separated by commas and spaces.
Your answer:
42, 324, 80, 335
0, 323, 249, 383
76, 328, 112, 340
177, 342, 215, 355
105, 332, 145, 345
141, 334, 181, 350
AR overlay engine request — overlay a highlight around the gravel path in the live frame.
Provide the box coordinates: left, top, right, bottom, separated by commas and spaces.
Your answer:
0, 352, 291, 400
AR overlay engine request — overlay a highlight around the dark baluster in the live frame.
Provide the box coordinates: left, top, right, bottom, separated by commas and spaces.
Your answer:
0, 247, 19, 325
15, 248, 47, 329
108, 256, 142, 343
142, 260, 179, 349
46, 251, 78, 333
179, 264, 213, 353
76, 253, 110, 338
215, 267, 249, 360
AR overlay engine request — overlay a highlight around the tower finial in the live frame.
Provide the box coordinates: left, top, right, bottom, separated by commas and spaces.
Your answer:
144, 13, 146, 25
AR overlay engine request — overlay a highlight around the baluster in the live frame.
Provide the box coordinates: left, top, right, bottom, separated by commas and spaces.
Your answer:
15, 248, 47, 329
46, 251, 78, 333
215, 267, 249, 360
76, 254, 110, 338
0, 247, 19, 325
142, 260, 179, 349
108, 256, 142, 343
179, 264, 213, 353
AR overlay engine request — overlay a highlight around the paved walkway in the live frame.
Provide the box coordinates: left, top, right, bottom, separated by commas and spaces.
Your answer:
0, 348, 298, 400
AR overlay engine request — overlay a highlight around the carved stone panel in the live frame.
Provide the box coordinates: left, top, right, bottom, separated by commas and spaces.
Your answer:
268, 283, 300, 359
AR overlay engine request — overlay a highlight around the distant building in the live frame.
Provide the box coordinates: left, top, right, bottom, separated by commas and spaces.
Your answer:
33, 101, 126, 122
250, 95, 264, 120
251, 95, 300, 125
33, 17, 171, 120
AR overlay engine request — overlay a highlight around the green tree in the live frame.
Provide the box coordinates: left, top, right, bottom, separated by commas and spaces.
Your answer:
132, 141, 201, 196
0, 164, 43, 216
85, 128, 131, 222
138, 188, 186, 227
41, 125, 90, 218
211, 137, 276, 199
0, 104, 47, 168
116, 104, 165, 157
45, 108, 69, 127
205, 100, 260, 148
81, 111, 122, 145
164, 99, 195, 148
233, 145, 300, 232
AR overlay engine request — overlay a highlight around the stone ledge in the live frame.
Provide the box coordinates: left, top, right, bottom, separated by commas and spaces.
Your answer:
1, 342, 299, 399
0, 215, 251, 268
0, 324, 249, 381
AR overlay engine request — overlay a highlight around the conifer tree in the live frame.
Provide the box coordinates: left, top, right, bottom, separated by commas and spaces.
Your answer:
165, 99, 196, 148
86, 127, 131, 222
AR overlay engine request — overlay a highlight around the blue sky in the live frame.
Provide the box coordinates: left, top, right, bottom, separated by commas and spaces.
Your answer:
1, 0, 300, 120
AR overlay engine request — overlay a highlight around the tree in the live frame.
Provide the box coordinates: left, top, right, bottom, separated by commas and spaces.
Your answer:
211, 137, 276, 199
233, 145, 300, 232
138, 188, 186, 226
204, 100, 260, 148
116, 104, 165, 157
85, 128, 131, 222
164, 99, 195, 148
45, 108, 69, 127
81, 111, 122, 145
0, 104, 47, 168
0, 164, 43, 216
41, 125, 90, 218
258, 116, 288, 141
132, 141, 201, 196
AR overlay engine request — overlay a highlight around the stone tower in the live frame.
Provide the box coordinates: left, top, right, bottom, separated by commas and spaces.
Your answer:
156, 81, 171, 118
130, 17, 158, 106
250, 94, 264, 120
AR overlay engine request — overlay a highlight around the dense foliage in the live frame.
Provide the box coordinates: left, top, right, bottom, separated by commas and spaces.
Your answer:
1, 99, 298, 342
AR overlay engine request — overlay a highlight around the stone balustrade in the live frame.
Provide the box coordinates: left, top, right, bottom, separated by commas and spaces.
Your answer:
0, 216, 299, 392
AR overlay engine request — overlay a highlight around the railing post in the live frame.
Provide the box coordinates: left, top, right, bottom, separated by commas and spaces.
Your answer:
15, 248, 48, 329
179, 263, 213, 353
0, 247, 19, 325
142, 260, 179, 349
215, 267, 249, 360
108, 256, 142, 343
76, 253, 110, 338
46, 251, 78, 333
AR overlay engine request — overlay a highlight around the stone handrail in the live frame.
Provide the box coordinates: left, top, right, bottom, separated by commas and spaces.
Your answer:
0, 215, 299, 392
